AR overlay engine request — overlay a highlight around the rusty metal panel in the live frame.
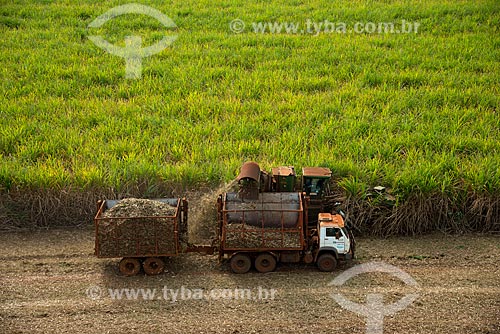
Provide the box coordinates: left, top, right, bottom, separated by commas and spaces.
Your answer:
271, 166, 295, 177
236, 161, 261, 182
225, 193, 301, 228
302, 167, 332, 178
272, 166, 296, 192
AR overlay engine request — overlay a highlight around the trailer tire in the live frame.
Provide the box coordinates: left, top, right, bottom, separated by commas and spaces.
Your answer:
317, 253, 337, 272
143, 257, 165, 275
119, 257, 141, 276
254, 253, 277, 273
230, 253, 252, 274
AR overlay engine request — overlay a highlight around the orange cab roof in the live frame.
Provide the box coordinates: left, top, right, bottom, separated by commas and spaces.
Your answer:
318, 213, 344, 228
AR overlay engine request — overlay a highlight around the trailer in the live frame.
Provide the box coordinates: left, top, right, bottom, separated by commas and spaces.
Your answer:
94, 198, 188, 276
217, 191, 355, 274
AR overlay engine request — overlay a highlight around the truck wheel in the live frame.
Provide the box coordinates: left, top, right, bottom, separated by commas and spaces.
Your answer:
317, 254, 337, 272
230, 253, 252, 274
143, 257, 165, 275
254, 253, 277, 273
119, 258, 141, 276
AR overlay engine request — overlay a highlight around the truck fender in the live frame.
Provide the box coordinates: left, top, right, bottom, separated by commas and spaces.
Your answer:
315, 247, 339, 262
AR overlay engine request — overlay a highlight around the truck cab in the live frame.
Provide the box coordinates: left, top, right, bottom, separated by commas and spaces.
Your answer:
301, 167, 333, 227
315, 213, 354, 271
302, 167, 332, 198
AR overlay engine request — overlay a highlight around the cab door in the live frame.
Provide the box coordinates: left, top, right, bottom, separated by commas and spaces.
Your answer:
320, 227, 346, 253
319, 227, 339, 248
334, 228, 346, 254
319, 227, 335, 248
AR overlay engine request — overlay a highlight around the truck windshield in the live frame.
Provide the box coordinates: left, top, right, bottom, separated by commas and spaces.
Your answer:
304, 178, 325, 195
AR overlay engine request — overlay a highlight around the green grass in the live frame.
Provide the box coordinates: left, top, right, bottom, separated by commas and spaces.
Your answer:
0, 0, 499, 199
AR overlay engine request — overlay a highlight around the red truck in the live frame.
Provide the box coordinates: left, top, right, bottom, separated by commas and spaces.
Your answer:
217, 191, 354, 273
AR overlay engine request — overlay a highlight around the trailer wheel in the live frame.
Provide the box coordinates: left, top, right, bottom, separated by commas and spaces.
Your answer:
317, 254, 337, 272
230, 253, 252, 274
254, 253, 277, 273
143, 257, 165, 275
119, 258, 141, 276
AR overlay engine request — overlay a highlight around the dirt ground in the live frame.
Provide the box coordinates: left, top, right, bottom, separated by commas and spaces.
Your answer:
0, 228, 498, 334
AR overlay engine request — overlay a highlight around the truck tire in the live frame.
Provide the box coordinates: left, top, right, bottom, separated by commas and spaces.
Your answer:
230, 253, 252, 274
254, 253, 277, 273
143, 257, 165, 275
317, 254, 337, 272
119, 257, 141, 276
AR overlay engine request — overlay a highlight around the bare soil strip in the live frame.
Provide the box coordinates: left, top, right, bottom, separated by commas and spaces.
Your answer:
0, 229, 498, 334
